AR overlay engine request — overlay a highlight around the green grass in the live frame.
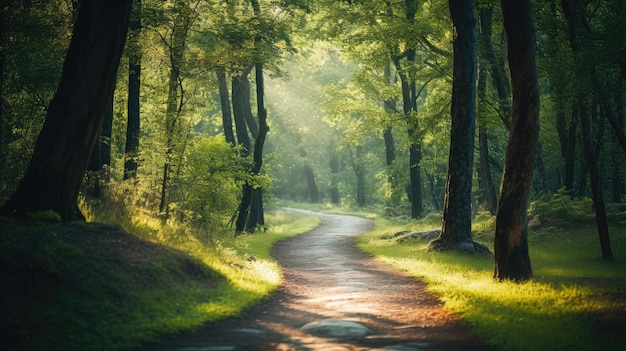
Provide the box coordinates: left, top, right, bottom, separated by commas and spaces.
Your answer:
357, 214, 626, 351
1, 209, 319, 350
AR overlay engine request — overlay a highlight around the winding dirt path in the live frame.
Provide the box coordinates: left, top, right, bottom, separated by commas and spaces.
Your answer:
147, 209, 487, 351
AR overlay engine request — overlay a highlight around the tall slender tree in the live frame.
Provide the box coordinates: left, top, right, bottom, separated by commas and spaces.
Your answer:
124, 0, 142, 180
561, 0, 612, 260
429, 0, 488, 254
236, 0, 269, 233
0, 0, 132, 221
493, 0, 539, 281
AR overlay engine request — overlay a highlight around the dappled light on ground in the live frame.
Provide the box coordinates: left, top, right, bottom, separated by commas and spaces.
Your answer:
147, 210, 484, 351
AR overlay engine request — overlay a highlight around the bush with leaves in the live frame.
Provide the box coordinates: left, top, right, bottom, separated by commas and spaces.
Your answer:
177, 136, 271, 227
528, 188, 595, 227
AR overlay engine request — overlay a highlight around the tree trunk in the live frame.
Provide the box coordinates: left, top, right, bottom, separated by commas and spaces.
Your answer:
478, 125, 497, 214
348, 146, 366, 207
383, 60, 397, 172
124, 0, 141, 180
562, 0, 612, 259
426, 172, 441, 211
478, 6, 511, 129
303, 165, 320, 203
0, 0, 132, 221
493, 0, 539, 281
86, 93, 114, 199
329, 150, 340, 205
396, 0, 423, 219
236, 1, 268, 233
580, 103, 613, 259
477, 27, 497, 215
232, 67, 253, 154
159, 0, 190, 214
0, 1, 6, 183
430, 0, 479, 252
217, 68, 235, 146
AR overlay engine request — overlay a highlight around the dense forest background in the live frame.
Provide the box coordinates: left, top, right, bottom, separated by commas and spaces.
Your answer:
1, 0, 624, 253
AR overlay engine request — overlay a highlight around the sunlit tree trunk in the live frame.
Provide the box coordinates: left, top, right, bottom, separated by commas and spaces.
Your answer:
430, 0, 481, 253
0, 0, 132, 221
493, 0, 539, 281
124, 0, 141, 180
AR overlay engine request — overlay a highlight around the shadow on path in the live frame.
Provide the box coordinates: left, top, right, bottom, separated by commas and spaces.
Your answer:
145, 209, 487, 351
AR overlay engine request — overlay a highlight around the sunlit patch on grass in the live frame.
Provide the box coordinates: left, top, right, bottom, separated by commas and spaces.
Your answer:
358, 215, 626, 351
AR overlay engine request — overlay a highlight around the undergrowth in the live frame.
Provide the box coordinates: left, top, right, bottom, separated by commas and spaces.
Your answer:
0, 206, 319, 351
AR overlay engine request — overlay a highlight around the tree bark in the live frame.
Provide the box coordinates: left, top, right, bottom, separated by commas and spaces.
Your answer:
580, 103, 613, 259
493, 0, 538, 281
0, 1, 6, 183
232, 67, 253, 154
237, 0, 268, 233
217, 68, 236, 146
159, 0, 190, 214
430, 0, 479, 252
394, 0, 423, 219
478, 6, 511, 129
0, 0, 132, 221
562, 0, 612, 260
477, 26, 498, 215
124, 0, 141, 180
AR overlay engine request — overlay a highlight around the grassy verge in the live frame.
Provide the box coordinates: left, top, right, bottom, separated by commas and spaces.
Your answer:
0, 209, 319, 350
357, 213, 626, 351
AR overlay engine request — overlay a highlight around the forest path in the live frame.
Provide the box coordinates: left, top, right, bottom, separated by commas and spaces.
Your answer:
147, 209, 486, 351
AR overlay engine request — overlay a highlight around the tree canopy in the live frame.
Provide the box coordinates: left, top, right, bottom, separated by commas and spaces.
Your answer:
1, 0, 625, 274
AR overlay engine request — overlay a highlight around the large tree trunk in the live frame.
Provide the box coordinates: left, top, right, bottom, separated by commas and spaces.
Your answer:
430, 0, 481, 253
0, 0, 132, 221
493, 0, 539, 281
124, 0, 141, 180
